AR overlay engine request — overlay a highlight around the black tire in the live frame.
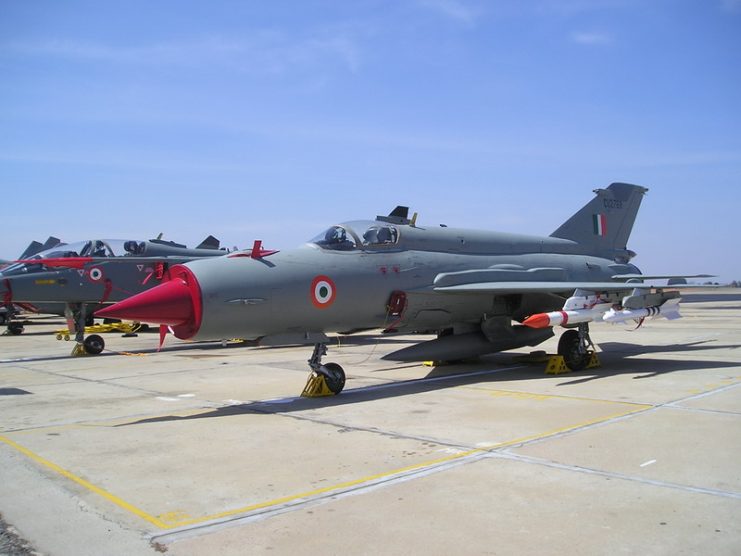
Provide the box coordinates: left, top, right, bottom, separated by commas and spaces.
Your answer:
0, 313, 6, 325
558, 329, 589, 371
83, 334, 105, 355
319, 363, 346, 394
7, 322, 24, 335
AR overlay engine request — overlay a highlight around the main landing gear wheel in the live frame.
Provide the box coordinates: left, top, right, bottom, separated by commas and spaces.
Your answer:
7, 322, 24, 335
83, 334, 105, 355
558, 329, 589, 371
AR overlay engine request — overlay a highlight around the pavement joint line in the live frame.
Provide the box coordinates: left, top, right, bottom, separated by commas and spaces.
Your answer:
152, 402, 652, 538
659, 405, 741, 417
0, 434, 169, 529
2, 402, 226, 435
516, 381, 741, 450
150, 449, 492, 545
0, 392, 647, 534
461, 386, 653, 408
664, 380, 740, 404
246, 405, 475, 450
3, 363, 737, 536
256, 364, 528, 405
0, 363, 165, 396
496, 452, 741, 500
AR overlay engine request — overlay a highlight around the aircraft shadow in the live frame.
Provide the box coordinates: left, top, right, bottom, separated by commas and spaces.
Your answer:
597, 340, 739, 355
683, 293, 741, 303
117, 342, 741, 427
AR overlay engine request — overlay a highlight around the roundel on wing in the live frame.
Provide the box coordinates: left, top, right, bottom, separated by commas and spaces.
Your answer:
310, 275, 336, 309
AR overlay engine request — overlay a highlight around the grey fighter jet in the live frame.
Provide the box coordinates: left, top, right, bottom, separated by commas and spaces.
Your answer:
1, 236, 230, 352
1, 236, 64, 325
97, 184, 710, 394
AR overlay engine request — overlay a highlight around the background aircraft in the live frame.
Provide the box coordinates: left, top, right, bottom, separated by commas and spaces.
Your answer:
98, 183, 709, 394
1, 235, 230, 353
1, 236, 64, 327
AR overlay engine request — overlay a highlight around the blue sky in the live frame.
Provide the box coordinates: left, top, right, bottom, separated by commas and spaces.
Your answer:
1, 0, 739, 281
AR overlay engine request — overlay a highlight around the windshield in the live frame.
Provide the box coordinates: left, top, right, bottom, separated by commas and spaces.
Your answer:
309, 221, 400, 251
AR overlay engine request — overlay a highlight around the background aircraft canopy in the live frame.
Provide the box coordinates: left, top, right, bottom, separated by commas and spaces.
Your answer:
1, 239, 148, 276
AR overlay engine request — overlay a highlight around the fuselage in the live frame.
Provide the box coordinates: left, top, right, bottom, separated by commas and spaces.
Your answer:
130, 220, 640, 342
0, 238, 228, 307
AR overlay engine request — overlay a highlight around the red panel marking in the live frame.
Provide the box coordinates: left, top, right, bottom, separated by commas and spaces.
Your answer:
14, 257, 93, 269
560, 310, 569, 326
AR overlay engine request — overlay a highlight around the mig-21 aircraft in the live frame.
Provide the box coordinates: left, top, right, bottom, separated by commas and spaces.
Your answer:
1, 235, 230, 353
97, 183, 710, 394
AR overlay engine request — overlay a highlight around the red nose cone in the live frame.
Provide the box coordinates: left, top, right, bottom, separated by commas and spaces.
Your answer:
522, 313, 550, 329
96, 279, 192, 325
95, 264, 202, 339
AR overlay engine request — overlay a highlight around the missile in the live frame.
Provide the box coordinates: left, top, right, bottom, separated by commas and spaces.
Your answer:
602, 298, 681, 323
522, 303, 612, 329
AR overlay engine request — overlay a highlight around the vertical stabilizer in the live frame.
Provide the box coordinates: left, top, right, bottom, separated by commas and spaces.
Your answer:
196, 235, 221, 250
550, 183, 648, 258
18, 236, 62, 259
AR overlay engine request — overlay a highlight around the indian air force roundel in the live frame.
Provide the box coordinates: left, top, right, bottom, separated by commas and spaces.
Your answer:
310, 275, 336, 309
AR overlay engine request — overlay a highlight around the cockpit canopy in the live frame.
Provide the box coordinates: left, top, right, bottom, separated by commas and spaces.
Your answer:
0, 239, 148, 276
310, 221, 400, 251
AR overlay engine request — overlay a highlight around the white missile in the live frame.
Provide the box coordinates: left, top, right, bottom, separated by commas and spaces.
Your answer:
522, 303, 613, 329
603, 298, 682, 323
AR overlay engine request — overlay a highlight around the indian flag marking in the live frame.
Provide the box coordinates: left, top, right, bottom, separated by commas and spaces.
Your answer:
593, 214, 607, 237
310, 275, 336, 309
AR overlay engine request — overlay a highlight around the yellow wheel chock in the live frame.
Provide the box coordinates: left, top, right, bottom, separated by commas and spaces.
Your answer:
70, 343, 88, 357
545, 355, 569, 375
586, 351, 601, 369
544, 351, 601, 375
301, 371, 336, 398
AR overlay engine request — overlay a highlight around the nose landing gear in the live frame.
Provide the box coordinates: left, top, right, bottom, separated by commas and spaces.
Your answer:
301, 342, 346, 397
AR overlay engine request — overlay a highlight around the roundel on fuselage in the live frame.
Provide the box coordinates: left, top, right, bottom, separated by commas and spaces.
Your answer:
310, 275, 336, 309
88, 267, 104, 282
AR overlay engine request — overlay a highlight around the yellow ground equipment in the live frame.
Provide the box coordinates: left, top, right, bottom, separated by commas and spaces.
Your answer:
55, 321, 142, 341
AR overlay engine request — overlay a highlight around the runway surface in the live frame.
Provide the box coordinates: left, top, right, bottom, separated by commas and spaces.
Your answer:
1, 292, 740, 555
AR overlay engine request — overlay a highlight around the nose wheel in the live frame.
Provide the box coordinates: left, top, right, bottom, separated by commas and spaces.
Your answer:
302, 343, 346, 397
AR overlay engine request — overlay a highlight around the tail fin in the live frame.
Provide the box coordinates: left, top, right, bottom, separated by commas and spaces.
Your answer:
18, 241, 42, 260
18, 236, 62, 259
196, 235, 221, 250
550, 183, 648, 259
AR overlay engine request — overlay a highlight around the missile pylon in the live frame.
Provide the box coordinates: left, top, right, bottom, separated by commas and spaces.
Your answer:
602, 298, 682, 323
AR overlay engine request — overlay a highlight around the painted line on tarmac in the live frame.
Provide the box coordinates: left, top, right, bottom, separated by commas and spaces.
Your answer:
152, 447, 491, 542
0, 393, 646, 536
152, 402, 650, 541
0, 434, 169, 529
16, 367, 728, 538
0, 367, 653, 538
499, 452, 741, 501
470, 386, 652, 408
